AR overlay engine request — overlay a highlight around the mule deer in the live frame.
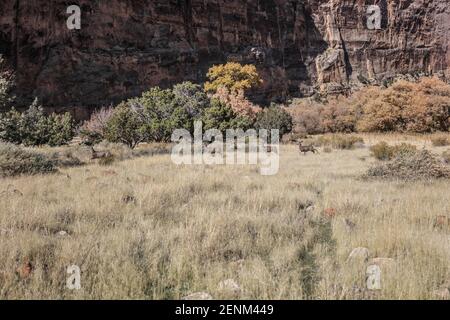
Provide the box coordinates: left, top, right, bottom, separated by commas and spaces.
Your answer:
298, 140, 318, 155
90, 147, 111, 160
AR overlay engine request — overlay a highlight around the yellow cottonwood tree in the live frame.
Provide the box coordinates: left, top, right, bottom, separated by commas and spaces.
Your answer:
204, 62, 262, 94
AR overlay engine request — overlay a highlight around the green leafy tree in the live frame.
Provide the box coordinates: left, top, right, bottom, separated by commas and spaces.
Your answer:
46, 112, 75, 146
0, 101, 75, 146
136, 87, 192, 142
19, 99, 52, 146
201, 99, 253, 133
0, 55, 14, 109
255, 105, 293, 139
104, 102, 145, 149
0, 108, 22, 144
172, 82, 209, 118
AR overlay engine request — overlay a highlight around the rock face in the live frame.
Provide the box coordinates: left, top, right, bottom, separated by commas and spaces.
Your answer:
0, 0, 449, 119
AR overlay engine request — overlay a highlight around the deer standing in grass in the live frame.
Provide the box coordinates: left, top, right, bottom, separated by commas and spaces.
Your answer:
298, 140, 318, 155
90, 147, 112, 160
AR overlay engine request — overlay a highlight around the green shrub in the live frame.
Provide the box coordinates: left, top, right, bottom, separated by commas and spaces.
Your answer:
0, 100, 75, 146
0, 107, 22, 144
254, 106, 293, 139
370, 142, 417, 161
172, 82, 209, 118
431, 136, 450, 147
315, 134, 364, 150
0, 143, 56, 177
16, 99, 49, 146
104, 103, 145, 149
134, 87, 193, 142
0, 55, 14, 109
46, 112, 75, 146
201, 98, 252, 133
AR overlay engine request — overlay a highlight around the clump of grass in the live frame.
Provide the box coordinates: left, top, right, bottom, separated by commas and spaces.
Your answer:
365, 150, 450, 180
0, 143, 56, 177
95, 141, 133, 161
283, 132, 310, 143
442, 150, 450, 164
315, 134, 364, 150
370, 142, 417, 161
49, 149, 84, 168
94, 141, 172, 160
98, 154, 115, 166
132, 143, 172, 157
431, 136, 450, 147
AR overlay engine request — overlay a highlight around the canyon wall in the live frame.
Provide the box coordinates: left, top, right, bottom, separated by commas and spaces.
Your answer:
0, 0, 449, 119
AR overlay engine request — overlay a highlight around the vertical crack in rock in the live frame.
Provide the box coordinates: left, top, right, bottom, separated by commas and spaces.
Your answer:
217, 0, 224, 52
182, 0, 194, 47
12, 0, 20, 69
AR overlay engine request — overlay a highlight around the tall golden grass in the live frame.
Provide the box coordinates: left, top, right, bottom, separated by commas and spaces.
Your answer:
0, 134, 449, 299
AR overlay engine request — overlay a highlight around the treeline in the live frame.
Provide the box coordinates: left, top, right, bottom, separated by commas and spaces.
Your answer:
80, 82, 293, 148
289, 77, 450, 135
2, 52, 449, 149
0, 60, 292, 148
79, 63, 292, 148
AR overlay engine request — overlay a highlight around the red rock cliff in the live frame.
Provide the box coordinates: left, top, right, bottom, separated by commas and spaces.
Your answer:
0, 0, 449, 118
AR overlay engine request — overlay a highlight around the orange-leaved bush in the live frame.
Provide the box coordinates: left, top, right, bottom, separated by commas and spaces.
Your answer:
357, 78, 450, 133
288, 77, 450, 134
213, 87, 261, 120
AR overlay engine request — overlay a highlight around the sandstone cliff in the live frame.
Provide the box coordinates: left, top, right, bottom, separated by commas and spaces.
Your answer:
0, 0, 449, 118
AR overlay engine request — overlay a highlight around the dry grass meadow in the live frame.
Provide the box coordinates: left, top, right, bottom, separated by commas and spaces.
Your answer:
1, 133, 450, 300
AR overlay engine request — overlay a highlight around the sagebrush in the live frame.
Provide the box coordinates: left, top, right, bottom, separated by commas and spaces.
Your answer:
0, 143, 56, 177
